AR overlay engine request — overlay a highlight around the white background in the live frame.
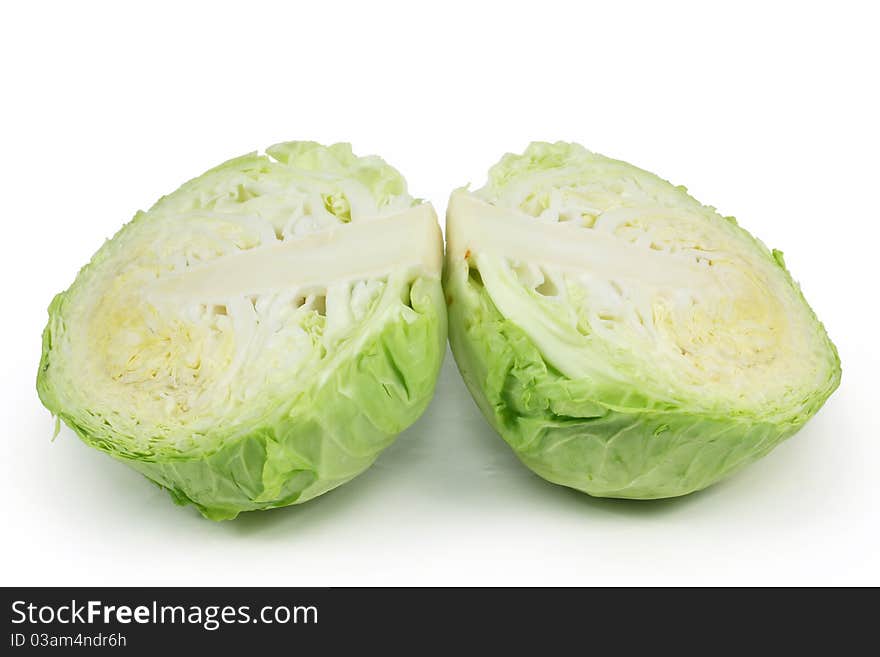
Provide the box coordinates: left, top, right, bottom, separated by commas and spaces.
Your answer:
1, 1, 877, 586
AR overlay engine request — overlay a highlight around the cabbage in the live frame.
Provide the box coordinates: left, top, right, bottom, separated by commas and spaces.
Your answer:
445, 142, 840, 499
37, 141, 446, 519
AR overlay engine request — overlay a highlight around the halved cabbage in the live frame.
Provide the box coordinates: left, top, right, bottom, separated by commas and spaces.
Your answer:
445, 142, 840, 499
38, 141, 446, 519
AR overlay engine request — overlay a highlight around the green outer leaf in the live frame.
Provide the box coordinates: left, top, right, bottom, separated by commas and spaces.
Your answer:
445, 261, 840, 499
42, 278, 445, 521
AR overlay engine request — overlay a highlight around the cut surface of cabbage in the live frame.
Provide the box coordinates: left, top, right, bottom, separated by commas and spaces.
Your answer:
38, 142, 446, 519
445, 142, 839, 499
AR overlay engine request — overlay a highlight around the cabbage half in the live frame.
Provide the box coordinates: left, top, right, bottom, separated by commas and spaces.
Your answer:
445, 142, 840, 499
38, 142, 446, 519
